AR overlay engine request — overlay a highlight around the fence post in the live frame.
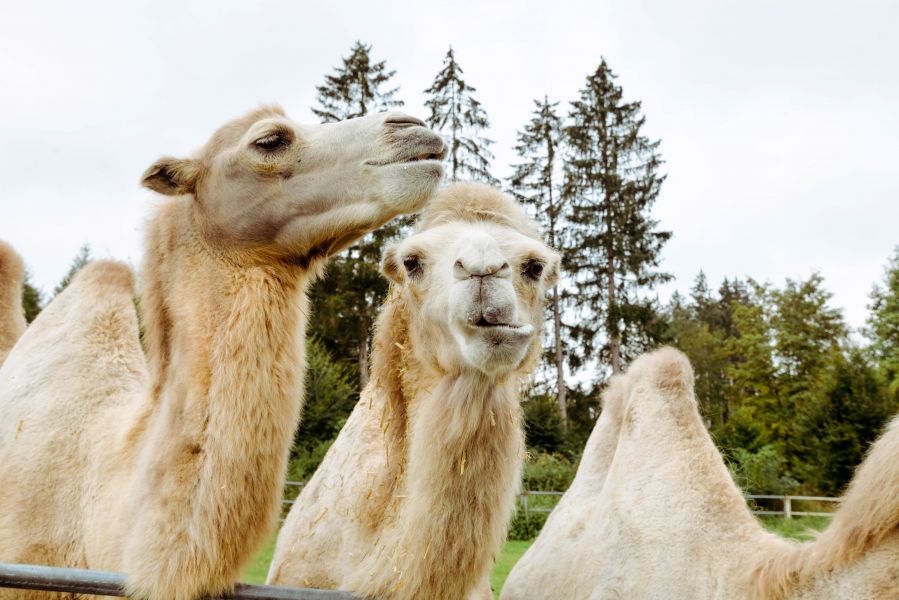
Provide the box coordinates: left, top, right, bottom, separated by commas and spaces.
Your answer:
784, 495, 792, 520
522, 491, 529, 514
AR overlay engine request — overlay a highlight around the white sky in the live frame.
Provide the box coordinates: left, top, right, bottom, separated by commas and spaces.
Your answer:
1, 0, 896, 330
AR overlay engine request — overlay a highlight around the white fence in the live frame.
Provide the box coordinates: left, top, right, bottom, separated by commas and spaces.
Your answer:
284, 482, 839, 520
744, 494, 840, 519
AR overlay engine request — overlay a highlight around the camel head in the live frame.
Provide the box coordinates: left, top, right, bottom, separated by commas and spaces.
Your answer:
140, 106, 446, 261
382, 183, 559, 378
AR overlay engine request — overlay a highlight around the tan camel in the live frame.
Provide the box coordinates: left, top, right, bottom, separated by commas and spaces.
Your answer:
0, 240, 27, 367
502, 347, 899, 600
267, 183, 561, 600
0, 106, 446, 600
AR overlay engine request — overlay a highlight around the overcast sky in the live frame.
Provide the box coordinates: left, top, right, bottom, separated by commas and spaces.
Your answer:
1, 0, 896, 329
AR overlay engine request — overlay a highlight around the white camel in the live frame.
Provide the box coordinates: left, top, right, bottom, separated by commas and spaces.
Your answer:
502, 347, 899, 600
0, 106, 445, 600
267, 182, 561, 600
0, 240, 27, 367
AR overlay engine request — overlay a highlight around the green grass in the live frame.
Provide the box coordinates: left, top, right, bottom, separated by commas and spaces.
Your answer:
760, 515, 830, 541
490, 540, 533, 598
241, 535, 534, 597
243, 535, 276, 584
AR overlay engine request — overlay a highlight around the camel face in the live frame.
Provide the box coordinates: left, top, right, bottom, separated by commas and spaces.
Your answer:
142, 107, 446, 259
384, 220, 558, 376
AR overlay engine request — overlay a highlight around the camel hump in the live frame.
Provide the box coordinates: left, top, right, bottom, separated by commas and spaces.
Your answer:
0, 239, 25, 287
15, 258, 137, 353
67, 259, 135, 296
627, 346, 694, 396
618, 346, 698, 431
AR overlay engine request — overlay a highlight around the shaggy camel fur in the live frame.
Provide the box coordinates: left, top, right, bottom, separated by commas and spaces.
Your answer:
502, 347, 899, 600
0, 240, 26, 367
0, 106, 445, 600
268, 183, 561, 600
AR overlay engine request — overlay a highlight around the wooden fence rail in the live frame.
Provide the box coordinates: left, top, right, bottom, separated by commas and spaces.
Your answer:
0, 563, 358, 600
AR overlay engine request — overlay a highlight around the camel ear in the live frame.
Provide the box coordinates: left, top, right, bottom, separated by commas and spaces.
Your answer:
544, 252, 561, 286
380, 244, 404, 285
141, 156, 200, 196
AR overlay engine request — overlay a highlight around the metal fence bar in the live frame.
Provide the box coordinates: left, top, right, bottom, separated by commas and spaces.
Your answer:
0, 563, 359, 600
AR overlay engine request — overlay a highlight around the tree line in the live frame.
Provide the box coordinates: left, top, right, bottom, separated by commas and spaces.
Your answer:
19, 42, 899, 497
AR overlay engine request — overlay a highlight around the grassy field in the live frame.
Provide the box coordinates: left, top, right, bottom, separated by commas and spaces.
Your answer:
243, 535, 277, 584
241, 536, 534, 597
489, 540, 533, 598
760, 515, 830, 541
242, 516, 830, 597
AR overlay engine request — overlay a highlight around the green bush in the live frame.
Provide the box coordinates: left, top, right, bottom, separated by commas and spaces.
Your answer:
727, 444, 798, 495
508, 511, 548, 541
522, 451, 577, 492
286, 438, 336, 484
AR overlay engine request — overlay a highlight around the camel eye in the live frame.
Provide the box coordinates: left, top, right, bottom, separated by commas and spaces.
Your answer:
253, 132, 290, 152
522, 259, 544, 281
403, 255, 423, 278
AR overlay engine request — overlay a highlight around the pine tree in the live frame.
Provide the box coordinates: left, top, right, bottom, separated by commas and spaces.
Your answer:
509, 96, 569, 427
563, 58, 671, 374
424, 47, 498, 184
308, 42, 405, 387
312, 41, 403, 122
867, 247, 899, 393
53, 243, 91, 298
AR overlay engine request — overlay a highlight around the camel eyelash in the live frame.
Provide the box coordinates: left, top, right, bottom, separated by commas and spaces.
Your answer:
253, 128, 294, 152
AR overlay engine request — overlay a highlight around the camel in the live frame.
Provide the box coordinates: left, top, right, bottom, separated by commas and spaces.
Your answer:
0, 240, 27, 367
267, 182, 561, 600
501, 347, 899, 600
0, 106, 446, 600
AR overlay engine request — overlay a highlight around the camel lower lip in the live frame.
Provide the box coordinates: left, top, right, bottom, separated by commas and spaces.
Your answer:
467, 323, 534, 346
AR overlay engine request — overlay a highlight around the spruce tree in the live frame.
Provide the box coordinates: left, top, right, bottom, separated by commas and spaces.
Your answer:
424, 47, 498, 184
867, 247, 899, 393
509, 96, 569, 428
312, 41, 403, 122
308, 42, 405, 387
563, 58, 671, 374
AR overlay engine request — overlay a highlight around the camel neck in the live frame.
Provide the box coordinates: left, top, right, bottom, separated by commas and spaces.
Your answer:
125, 199, 308, 593
366, 318, 525, 598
